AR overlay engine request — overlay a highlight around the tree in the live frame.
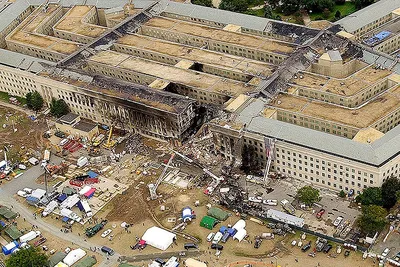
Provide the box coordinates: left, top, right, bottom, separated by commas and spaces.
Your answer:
26, 91, 43, 112
335, 10, 341, 18
219, 0, 248, 12
339, 190, 346, 198
6, 247, 48, 267
50, 98, 70, 118
358, 205, 388, 234
304, 0, 334, 12
192, 0, 213, 7
296, 186, 320, 205
381, 176, 400, 209
352, 0, 373, 9
356, 187, 383, 206
280, 0, 302, 15
25, 92, 33, 109
322, 8, 331, 18
266, 0, 280, 8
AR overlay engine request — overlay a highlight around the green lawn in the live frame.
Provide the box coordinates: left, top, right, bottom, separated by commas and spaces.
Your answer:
244, 2, 357, 24
309, 2, 357, 21
0, 91, 27, 105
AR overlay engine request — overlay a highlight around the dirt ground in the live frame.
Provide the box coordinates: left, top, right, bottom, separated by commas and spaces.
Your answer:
0, 107, 49, 160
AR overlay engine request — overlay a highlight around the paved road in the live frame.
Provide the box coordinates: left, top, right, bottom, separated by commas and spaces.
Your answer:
122, 250, 202, 262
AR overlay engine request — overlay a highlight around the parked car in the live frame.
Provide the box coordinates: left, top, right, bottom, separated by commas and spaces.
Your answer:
101, 229, 112, 238
382, 248, 390, 257
206, 233, 215, 242
248, 196, 262, 203
101, 246, 114, 256
17, 190, 27, 197
301, 241, 311, 252
333, 216, 344, 227
59, 138, 69, 146
262, 199, 278, 206
55, 131, 66, 138
323, 244, 333, 253
212, 232, 223, 244
23, 188, 33, 194
316, 209, 325, 219
184, 243, 198, 250
254, 238, 262, 249
18, 164, 26, 170
211, 244, 223, 250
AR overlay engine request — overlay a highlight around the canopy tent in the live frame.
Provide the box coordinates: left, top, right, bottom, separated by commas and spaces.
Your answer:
63, 248, 86, 266
141, 226, 176, 251
84, 188, 96, 198
185, 258, 208, 267
219, 226, 228, 234
5, 225, 22, 240
48, 252, 67, 267
232, 219, 246, 231
227, 228, 237, 236
207, 207, 228, 221
79, 186, 92, 196
74, 256, 97, 267
0, 206, 17, 220
233, 228, 247, 242
182, 207, 193, 222
31, 189, 46, 199
55, 263, 69, 267
200, 216, 218, 230
57, 194, 68, 202
87, 171, 99, 178
62, 187, 77, 196
2, 241, 19, 255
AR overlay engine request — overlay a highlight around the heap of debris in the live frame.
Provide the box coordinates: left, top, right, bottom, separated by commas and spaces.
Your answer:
124, 134, 149, 155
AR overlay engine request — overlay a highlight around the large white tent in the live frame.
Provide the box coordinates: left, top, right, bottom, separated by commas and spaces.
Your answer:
142, 226, 176, 251
232, 219, 246, 231
63, 248, 86, 266
185, 258, 208, 267
233, 228, 247, 242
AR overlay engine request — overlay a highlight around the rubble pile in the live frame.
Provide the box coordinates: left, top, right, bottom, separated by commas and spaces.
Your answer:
124, 134, 149, 155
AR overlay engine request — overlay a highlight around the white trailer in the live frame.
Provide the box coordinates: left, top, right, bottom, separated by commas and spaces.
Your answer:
80, 200, 93, 217
19, 231, 41, 243
43, 150, 50, 162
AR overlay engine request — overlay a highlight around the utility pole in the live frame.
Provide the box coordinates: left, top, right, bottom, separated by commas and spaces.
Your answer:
43, 166, 50, 199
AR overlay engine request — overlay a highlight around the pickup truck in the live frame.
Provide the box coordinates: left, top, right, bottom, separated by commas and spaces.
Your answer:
34, 237, 47, 247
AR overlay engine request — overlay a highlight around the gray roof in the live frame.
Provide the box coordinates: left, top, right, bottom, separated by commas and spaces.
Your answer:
327, 50, 342, 61
0, 49, 55, 72
236, 100, 400, 167
336, 0, 400, 33
59, 113, 79, 124
361, 47, 400, 74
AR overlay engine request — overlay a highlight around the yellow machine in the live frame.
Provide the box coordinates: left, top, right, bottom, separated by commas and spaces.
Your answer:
102, 126, 117, 149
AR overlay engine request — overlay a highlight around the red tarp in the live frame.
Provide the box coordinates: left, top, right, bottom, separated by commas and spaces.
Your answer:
84, 188, 96, 198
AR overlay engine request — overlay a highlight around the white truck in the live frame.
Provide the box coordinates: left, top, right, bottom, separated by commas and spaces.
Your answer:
280, 199, 296, 215
43, 150, 50, 162
19, 231, 41, 243
80, 200, 93, 217
28, 157, 39, 165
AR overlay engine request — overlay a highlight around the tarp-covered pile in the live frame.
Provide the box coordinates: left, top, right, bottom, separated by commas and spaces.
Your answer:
5, 225, 22, 240
207, 207, 228, 221
0, 206, 18, 220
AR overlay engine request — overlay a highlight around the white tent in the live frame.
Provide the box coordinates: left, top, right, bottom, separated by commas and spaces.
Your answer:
142, 226, 176, 251
233, 228, 247, 242
63, 248, 86, 266
79, 186, 92, 195
232, 219, 246, 231
185, 258, 208, 267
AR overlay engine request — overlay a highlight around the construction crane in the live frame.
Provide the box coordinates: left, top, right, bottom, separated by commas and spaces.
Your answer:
148, 153, 175, 200
102, 126, 116, 149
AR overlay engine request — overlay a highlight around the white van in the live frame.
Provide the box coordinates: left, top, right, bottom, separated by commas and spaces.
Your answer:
212, 232, 223, 244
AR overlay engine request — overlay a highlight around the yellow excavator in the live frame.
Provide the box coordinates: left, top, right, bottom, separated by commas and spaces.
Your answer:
102, 126, 117, 149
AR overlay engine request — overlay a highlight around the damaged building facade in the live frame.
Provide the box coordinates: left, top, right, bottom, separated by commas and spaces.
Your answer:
0, 0, 317, 142
210, 30, 400, 194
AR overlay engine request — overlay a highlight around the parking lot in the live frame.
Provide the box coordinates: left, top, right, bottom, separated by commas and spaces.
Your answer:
241, 177, 361, 236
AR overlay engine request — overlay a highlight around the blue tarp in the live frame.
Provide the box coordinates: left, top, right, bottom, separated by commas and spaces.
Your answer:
0, 221, 6, 227
26, 196, 39, 205
77, 201, 84, 212
61, 217, 69, 222
227, 228, 237, 236
57, 193, 67, 202
219, 226, 228, 234
87, 171, 99, 178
